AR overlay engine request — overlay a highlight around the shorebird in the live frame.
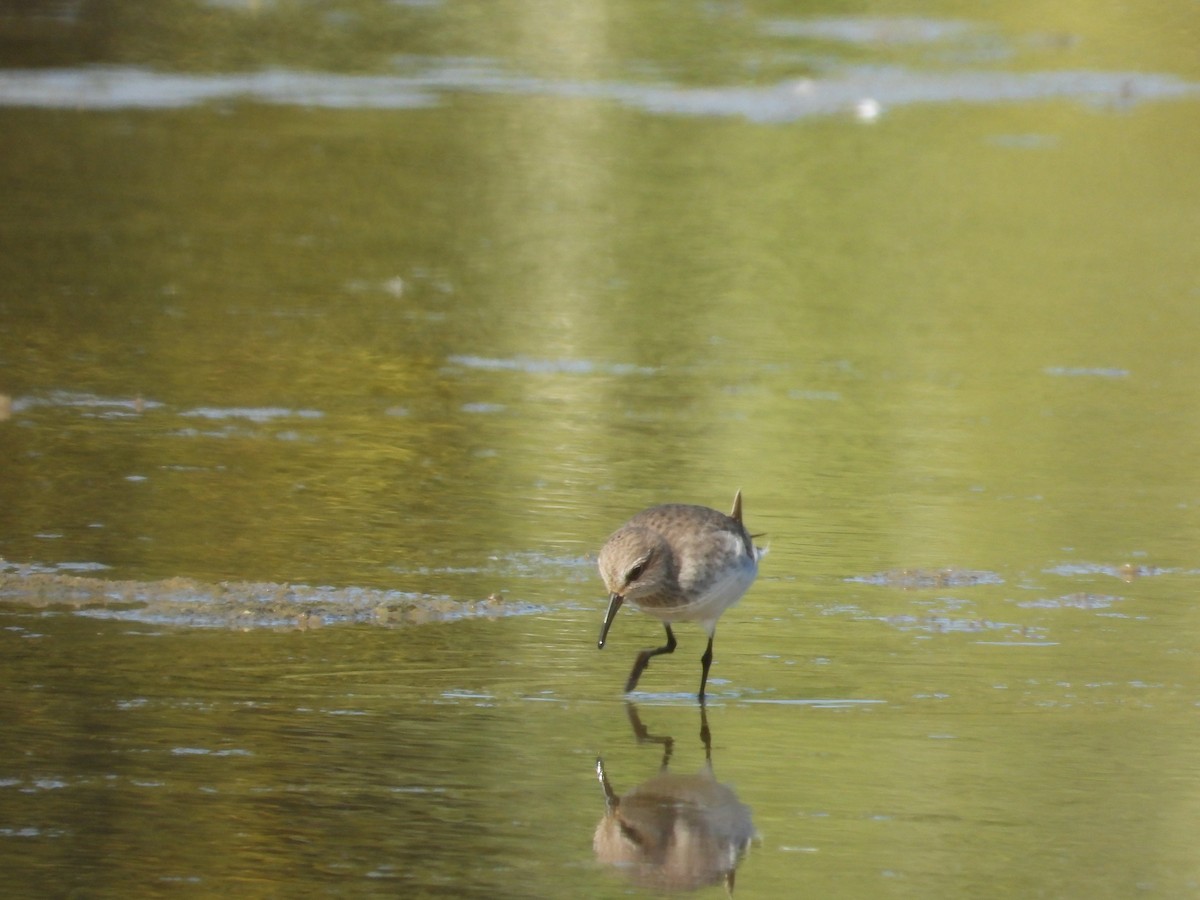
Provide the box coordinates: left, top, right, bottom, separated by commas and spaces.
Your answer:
596, 490, 763, 699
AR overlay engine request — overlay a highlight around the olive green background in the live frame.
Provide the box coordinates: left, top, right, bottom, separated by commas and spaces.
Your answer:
1, 2, 1198, 896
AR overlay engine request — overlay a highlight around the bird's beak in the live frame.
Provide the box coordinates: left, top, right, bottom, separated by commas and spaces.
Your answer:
597, 593, 623, 649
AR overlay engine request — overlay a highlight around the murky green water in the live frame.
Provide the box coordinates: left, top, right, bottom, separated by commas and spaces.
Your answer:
2, 2, 1199, 897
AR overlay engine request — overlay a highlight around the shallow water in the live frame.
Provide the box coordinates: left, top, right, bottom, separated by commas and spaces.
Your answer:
2, 2, 1200, 897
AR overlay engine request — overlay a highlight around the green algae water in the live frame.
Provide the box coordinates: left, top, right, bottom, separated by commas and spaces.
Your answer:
1, 3, 1199, 897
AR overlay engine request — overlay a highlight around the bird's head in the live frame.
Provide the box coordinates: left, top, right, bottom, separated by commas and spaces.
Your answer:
598, 526, 673, 605
596, 527, 674, 650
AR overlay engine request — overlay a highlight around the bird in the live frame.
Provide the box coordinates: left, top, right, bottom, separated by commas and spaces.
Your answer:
596, 490, 764, 700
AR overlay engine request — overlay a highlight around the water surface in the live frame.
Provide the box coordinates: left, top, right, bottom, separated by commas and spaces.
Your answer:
2, 2, 1199, 896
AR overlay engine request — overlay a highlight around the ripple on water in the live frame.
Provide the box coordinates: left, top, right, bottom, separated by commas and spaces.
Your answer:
1044, 562, 1172, 581
179, 406, 324, 422
1016, 593, 1123, 610
1, 65, 1194, 121
846, 568, 1004, 589
447, 354, 655, 376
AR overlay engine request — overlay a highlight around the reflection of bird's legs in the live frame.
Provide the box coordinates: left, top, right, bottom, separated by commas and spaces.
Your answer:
626, 624, 677, 693
625, 701, 674, 769
699, 702, 713, 767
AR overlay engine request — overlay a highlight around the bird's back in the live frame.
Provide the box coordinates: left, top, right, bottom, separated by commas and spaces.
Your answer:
623, 504, 754, 560
620, 503, 758, 624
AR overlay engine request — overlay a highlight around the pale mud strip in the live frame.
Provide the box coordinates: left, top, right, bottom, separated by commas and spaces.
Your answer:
0, 565, 542, 630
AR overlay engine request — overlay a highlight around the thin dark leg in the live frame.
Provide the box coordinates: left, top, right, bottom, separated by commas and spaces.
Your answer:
624, 624, 676, 693
698, 634, 715, 702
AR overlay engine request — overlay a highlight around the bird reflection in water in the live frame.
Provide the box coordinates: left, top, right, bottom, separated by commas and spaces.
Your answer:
594, 703, 756, 894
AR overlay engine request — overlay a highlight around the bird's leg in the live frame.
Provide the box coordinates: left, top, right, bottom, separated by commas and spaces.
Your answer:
698, 633, 715, 702
624, 624, 676, 693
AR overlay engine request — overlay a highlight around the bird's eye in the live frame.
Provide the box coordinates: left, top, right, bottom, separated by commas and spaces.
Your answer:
626, 562, 646, 583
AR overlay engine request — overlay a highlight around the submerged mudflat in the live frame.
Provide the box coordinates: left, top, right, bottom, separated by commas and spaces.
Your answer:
0, 564, 541, 629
